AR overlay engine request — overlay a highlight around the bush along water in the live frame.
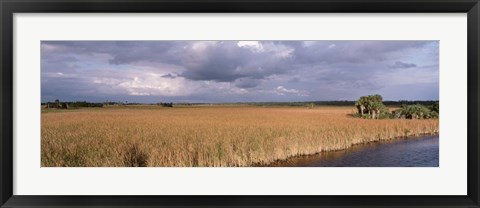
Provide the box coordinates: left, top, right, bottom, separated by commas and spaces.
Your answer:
355, 95, 438, 120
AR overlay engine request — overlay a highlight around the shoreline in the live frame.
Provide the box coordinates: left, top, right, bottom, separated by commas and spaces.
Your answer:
255, 132, 439, 167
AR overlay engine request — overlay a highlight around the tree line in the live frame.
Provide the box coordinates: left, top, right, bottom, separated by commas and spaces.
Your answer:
44, 99, 104, 109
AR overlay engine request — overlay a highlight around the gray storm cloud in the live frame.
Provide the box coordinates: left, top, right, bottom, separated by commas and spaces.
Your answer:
41, 40, 439, 103
389, 61, 417, 69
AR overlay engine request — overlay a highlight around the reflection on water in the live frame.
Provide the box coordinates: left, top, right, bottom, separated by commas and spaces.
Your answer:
269, 135, 439, 167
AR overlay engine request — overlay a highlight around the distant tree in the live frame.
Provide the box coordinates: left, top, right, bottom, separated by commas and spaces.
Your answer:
158, 102, 173, 107
400, 104, 438, 119
429, 102, 439, 113
307, 103, 315, 109
355, 94, 388, 119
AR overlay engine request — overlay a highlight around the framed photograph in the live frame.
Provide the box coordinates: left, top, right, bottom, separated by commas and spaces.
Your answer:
1, 0, 479, 207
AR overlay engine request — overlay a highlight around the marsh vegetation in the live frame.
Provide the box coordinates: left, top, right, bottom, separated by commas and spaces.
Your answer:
41, 105, 438, 167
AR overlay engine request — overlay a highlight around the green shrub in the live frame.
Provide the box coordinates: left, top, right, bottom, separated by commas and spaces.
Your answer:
400, 104, 433, 119
355, 95, 439, 120
429, 102, 439, 113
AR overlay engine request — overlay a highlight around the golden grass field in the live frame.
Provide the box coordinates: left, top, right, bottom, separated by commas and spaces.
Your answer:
41, 106, 439, 167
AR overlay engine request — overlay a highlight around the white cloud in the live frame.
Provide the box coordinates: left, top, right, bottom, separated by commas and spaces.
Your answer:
237, 41, 264, 52
41, 43, 62, 52
274, 86, 309, 96
191, 41, 218, 52
238, 41, 294, 58
118, 75, 189, 96
264, 43, 294, 58
302, 41, 316, 47
43, 72, 77, 78
89, 66, 196, 97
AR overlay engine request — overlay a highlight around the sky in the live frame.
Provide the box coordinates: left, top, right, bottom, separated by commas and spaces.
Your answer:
41, 40, 439, 103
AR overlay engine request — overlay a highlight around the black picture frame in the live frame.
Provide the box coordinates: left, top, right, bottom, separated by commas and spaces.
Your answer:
1, 0, 479, 207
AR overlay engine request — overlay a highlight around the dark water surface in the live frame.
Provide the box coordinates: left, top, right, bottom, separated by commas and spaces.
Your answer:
269, 135, 439, 167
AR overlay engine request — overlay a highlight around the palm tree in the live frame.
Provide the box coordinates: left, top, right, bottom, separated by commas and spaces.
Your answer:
355, 94, 387, 119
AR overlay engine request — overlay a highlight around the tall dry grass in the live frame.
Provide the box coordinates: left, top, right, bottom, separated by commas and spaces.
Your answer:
41, 106, 439, 167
